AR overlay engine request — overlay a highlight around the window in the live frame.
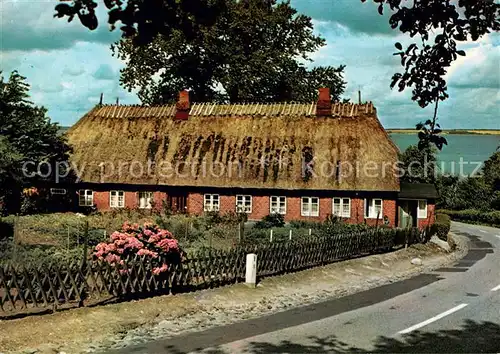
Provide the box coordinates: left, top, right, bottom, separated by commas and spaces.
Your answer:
50, 188, 67, 195
301, 197, 319, 217
204, 194, 220, 212
138, 192, 153, 209
78, 190, 93, 206
236, 195, 252, 213
333, 198, 351, 218
110, 190, 125, 208
270, 196, 287, 215
418, 200, 428, 219
364, 198, 383, 218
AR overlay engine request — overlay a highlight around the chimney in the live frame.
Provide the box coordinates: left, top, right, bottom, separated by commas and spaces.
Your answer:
175, 90, 190, 120
316, 87, 332, 117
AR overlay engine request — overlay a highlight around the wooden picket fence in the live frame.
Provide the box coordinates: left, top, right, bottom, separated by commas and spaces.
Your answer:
0, 227, 426, 316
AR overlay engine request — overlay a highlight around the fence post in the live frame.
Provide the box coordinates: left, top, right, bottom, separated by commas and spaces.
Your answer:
245, 253, 257, 288
13, 214, 19, 262
270, 229, 273, 243
289, 229, 292, 241
81, 220, 89, 268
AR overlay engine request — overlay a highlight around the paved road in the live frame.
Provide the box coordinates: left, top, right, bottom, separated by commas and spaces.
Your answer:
119, 222, 500, 353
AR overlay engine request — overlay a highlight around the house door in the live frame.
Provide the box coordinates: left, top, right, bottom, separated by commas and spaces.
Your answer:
167, 192, 188, 213
399, 200, 417, 228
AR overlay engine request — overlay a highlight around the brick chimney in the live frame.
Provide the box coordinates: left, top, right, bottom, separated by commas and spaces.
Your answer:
175, 90, 190, 120
316, 87, 332, 117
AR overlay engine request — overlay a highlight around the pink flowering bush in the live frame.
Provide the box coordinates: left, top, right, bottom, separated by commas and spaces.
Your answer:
94, 222, 181, 275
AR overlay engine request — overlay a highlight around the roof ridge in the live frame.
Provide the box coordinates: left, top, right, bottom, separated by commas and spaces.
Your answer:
96, 101, 373, 108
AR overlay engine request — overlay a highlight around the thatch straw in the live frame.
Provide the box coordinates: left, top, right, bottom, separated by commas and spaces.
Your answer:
67, 102, 399, 191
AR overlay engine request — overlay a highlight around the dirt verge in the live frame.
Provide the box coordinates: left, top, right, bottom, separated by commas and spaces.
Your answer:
0, 236, 467, 354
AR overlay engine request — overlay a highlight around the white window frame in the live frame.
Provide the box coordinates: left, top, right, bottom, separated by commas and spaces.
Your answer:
364, 198, 383, 219
301, 197, 319, 217
138, 191, 154, 209
50, 188, 67, 195
78, 189, 93, 207
417, 199, 428, 219
204, 194, 220, 212
270, 196, 287, 215
236, 195, 252, 213
332, 197, 351, 218
110, 190, 125, 208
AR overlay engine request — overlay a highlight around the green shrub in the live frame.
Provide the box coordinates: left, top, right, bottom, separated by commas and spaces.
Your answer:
289, 220, 322, 229
437, 209, 500, 227
431, 213, 451, 241
0, 216, 15, 239
254, 214, 285, 229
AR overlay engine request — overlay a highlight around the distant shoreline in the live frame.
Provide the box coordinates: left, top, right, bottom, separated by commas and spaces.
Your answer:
387, 129, 500, 135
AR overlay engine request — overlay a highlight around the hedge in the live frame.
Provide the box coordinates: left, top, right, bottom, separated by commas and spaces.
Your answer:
431, 213, 451, 241
0, 216, 15, 240
437, 209, 500, 228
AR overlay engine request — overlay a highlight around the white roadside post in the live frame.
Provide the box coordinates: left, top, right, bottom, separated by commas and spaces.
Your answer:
309, 228, 312, 236
245, 253, 257, 288
270, 229, 273, 242
289, 229, 292, 241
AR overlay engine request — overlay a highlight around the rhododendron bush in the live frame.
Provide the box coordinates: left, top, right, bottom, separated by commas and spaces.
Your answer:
94, 222, 181, 274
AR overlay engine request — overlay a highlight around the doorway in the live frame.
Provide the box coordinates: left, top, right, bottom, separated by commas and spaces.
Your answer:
399, 200, 418, 228
167, 191, 188, 213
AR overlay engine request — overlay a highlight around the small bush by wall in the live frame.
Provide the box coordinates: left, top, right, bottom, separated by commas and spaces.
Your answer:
438, 209, 500, 228
254, 214, 285, 229
0, 216, 15, 239
431, 213, 451, 241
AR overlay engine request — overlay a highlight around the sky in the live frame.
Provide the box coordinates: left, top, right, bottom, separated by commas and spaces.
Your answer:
0, 0, 499, 129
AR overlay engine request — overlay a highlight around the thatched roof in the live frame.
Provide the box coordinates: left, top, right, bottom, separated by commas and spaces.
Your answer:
67, 102, 400, 191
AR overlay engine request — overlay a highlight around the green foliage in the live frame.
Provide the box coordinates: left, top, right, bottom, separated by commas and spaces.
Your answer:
0, 216, 15, 239
289, 219, 323, 229
415, 120, 447, 151
430, 213, 451, 241
0, 242, 84, 268
435, 149, 500, 211
254, 213, 285, 229
112, 0, 346, 104
482, 151, 500, 190
399, 144, 437, 183
55, 0, 499, 110
437, 209, 500, 228
0, 71, 73, 214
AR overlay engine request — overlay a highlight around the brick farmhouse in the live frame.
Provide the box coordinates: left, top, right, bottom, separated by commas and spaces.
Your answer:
64, 88, 436, 229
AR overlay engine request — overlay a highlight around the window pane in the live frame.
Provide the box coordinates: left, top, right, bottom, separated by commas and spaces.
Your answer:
301, 198, 309, 215
342, 203, 350, 217
333, 199, 341, 216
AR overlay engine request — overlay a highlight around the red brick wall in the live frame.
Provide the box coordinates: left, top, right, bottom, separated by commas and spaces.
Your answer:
88, 187, 400, 227
418, 202, 435, 229
92, 190, 167, 211
187, 192, 204, 214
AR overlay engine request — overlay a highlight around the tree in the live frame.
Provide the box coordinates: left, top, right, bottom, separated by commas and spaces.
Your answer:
0, 71, 72, 214
399, 144, 437, 184
54, 0, 498, 148
112, 0, 346, 104
54, 0, 499, 102
482, 151, 500, 190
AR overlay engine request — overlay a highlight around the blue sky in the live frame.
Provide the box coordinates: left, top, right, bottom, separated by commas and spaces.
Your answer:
1, 0, 498, 128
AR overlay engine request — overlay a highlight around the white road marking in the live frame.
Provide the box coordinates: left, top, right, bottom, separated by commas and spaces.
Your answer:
479, 230, 487, 233
491, 284, 500, 292
398, 304, 468, 334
